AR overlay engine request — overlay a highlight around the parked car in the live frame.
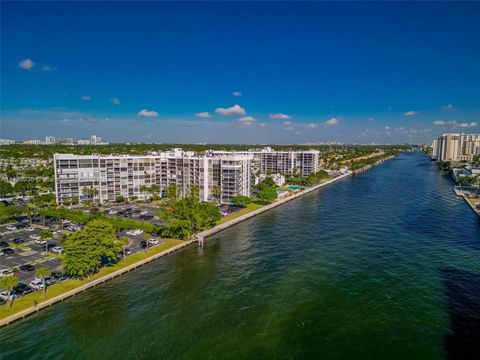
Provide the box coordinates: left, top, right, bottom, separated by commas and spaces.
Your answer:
24, 226, 35, 232
51, 271, 69, 281
107, 210, 118, 215
6, 225, 17, 231
139, 215, 154, 220
126, 229, 144, 236
124, 248, 133, 256
148, 239, 159, 246
44, 276, 55, 286
51, 246, 64, 254
0, 268, 13, 277
0, 241, 8, 248
13, 238, 25, 244
66, 226, 79, 232
19, 264, 35, 272
14, 283, 34, 296
62, 219, 71, 224
2, 248, 14, 255
0, 290, 17, 301
29, 278, 44, 290
30, 234, 41, 240
34, 239, 47, 245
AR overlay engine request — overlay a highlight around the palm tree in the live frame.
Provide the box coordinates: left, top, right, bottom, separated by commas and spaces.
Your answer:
118, 236, 129, 263
0, 275, 18, 309
139, 185, 149, 201
212, 186, 222, 204
25, 204, 38, 225
143, 233, 151, 254
39, 229, 53, 252
35, 267, 52, 294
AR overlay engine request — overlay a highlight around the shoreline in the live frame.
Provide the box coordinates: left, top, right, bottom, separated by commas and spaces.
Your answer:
0, 156, 395, 327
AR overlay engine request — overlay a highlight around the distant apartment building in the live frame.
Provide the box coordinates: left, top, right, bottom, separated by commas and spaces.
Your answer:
54, 149, 252, 205
0, 139, 16, 145
207, 147, 320, 176
45, 136, 56, 144
23, 139, 42, 145
433, 133, 480, 161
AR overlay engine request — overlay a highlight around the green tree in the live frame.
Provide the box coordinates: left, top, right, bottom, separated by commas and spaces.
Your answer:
35, 267, 52, 294
231, 195, 251, 208
212, 186, 222, 204
0, 275, 18, 309
118, 236, 129, 263
0, 179, 13, 197
256, 187, 277, 204
143, 233, 151, 254
115, 195, 125, 203
62, 219, 120, 278
39, 229, 53, 252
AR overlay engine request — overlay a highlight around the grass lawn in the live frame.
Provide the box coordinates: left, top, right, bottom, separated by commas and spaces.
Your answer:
218, 203, 263, 224
0, 239, 183, 320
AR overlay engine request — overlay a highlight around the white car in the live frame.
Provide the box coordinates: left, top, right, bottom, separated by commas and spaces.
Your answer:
140, 211, 149, 215
148, 239, 159, 246
62, 219, 71, 224
29, 278, 44, 290
0, 268, 13, 277
0, 290, 17, 301
51, 246, 64, 254
34, 239, 47, 245
126, 229, 144, 236
108, 210, 118, 215
24, 227, 35, 232
30, 234, 41, 240
6, 225, 17, 231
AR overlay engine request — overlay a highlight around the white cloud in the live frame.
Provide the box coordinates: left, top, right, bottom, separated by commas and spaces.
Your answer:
110, 97, 121, 105
215, 104, 246, 116
269, 113, 291, 120
138, 109, 158, 117
283, 121, 292, 125
237, 116, 255, 125
41, 65, 54, 72
325, 118, 339, 126
384, 126, 391, 130
433, 120, 458, 126
19, 59, 35, 70
460, 122, 477, 128
80, 96, 91, 101
284, 126, 295, 131
195, 111, 211, 118
232, 91, 242, 97
302, 123, 319, 129
444, 104, 454, 110
404, 111, 418, 116
259, 123, 266, 127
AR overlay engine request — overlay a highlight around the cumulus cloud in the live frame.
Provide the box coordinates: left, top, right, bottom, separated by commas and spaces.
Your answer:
404, 111, 418, 116
195, 111, 211, 118
19, 59, 35, 70
237, 116, 255, 125
325, 118, 339, 126
80, 96, 91, 101
460, 122, 477, 128
384, 126, 390, 130
302, 123, 319, 129
215, 104, 246, 116
110, 97, 121, 105
232, 91, 242, 97
269, 113, 291, 120
138, 109, 158, 117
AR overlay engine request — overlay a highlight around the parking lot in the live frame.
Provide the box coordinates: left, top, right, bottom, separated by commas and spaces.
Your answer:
98, 203, 165, 226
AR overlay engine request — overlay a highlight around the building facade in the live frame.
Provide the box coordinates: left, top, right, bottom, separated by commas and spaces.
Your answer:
54, 149, 252, 205
433, 133, 480, 161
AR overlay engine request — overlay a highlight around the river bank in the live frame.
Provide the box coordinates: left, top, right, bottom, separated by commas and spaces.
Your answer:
1, 156, 399, 327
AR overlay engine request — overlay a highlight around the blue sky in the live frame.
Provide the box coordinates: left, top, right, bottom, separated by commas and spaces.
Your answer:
1, 1, 479, 144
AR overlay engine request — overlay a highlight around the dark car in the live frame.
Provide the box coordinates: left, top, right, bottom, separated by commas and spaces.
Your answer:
139, 215, 154, 220
14, 283, 34, 296
0, 241, 8, 248
19, 264, 35, 272
52, 271, 69, 281
2, 248, 14, 255
139, 241, 147, 249
44, 276, 55, 286
12, 238, 25, 244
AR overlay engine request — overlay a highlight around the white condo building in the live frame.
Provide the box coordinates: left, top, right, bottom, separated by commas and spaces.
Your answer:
54, 149, 252, 205
432, 133, 480, 161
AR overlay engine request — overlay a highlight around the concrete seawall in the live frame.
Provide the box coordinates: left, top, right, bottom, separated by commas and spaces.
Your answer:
462, 195, 480, 218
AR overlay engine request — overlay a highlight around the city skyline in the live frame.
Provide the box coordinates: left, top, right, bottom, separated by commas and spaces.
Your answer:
1, 1, 479, 144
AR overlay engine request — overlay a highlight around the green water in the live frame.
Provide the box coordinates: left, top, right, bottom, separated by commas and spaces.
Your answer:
1, 152, 479, 359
